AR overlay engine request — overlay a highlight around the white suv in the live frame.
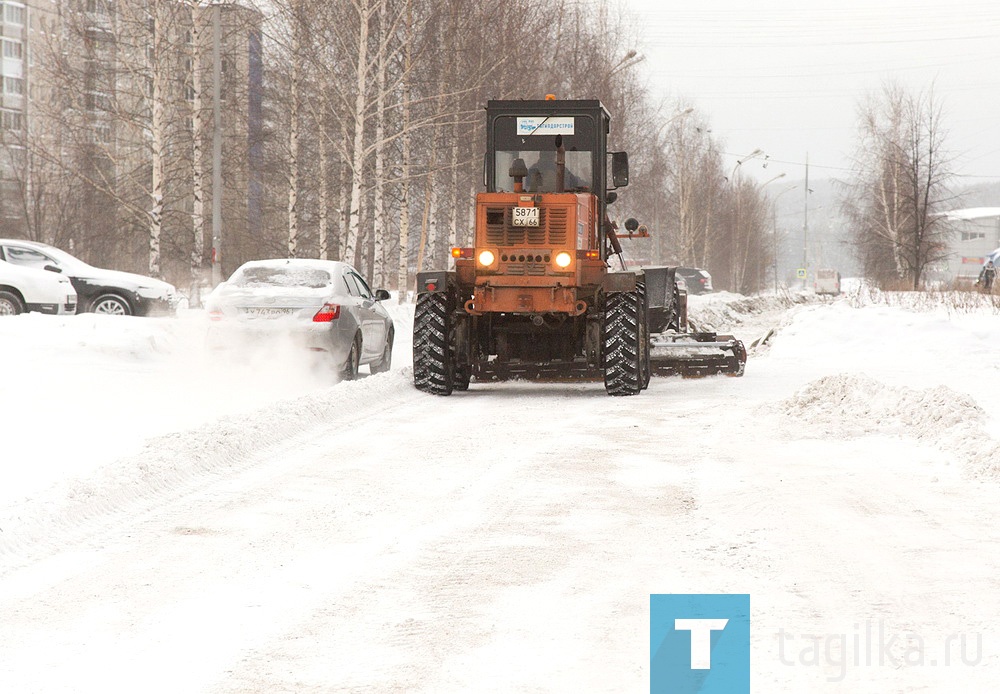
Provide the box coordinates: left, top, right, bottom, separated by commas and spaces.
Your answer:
0, 259, 78, 316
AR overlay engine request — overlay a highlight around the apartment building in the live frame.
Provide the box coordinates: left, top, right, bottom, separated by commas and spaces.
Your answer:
0, 0, 263, 284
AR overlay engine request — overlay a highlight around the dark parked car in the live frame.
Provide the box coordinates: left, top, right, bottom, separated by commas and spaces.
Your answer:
674, 267, 714, 295
205, 258, 394, 379
0, 239, 179, 316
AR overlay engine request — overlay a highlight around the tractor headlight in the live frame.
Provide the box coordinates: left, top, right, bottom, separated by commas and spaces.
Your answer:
478, 250, 496, 267
554, 251, 572, 268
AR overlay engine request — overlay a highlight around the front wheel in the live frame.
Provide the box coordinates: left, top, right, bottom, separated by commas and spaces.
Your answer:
0, 290, 24, 316
90, 294, 132, 316
603, 290, 643, 396
370, 329, 394, 374
413, 291, 453, 395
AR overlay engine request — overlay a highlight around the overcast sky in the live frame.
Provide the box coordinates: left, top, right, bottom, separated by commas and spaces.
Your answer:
621, 0, 1000, 186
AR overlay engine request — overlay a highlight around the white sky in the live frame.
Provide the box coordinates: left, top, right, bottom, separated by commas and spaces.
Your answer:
621, 0, 1000, 185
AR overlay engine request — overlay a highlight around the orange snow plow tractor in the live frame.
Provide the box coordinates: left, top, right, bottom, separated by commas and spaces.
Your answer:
413, 98, 746, 395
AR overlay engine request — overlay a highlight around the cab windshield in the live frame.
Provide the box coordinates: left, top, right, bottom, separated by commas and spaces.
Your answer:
494, 150, 593, 193
492, 114, 597, 193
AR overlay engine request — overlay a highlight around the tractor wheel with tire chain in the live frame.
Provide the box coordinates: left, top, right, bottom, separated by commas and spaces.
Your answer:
636, 281, 651, 390
413, 291, 454, 395
603, 289, 643, 396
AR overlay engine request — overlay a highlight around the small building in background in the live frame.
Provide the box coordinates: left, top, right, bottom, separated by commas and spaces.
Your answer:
941, 207, 1000, 284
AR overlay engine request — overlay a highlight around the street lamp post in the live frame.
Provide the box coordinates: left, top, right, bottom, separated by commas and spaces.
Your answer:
652, 107, 694, 262
802, 153, 809, 290
730, 148, 763, 182
726, 151, 769, 292
608, 49, 645, 78
753, 173, 785, 292
771, 184, 798, 293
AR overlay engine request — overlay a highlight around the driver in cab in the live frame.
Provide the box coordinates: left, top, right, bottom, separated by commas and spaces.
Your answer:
526, 147, 587, 193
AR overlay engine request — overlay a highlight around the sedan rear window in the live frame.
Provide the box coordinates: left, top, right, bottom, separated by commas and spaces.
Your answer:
232, 266, 331, 289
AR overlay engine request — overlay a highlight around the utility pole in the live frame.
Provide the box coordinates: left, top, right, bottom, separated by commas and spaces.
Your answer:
211, 1, 223, 287
802, 153, 809, 290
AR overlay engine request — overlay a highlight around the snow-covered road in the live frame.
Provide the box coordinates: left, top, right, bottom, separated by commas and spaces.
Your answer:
2, 291, 1000, 692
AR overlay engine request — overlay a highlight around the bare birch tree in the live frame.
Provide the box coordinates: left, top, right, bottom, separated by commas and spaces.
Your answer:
844, 82, 956, 289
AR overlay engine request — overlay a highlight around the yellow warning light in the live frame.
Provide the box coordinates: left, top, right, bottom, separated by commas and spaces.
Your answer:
545, 94, 557, 101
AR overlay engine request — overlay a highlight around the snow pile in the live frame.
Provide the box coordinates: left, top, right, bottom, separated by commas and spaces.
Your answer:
0, 368, 417, 568
773, 373, 1000, 474
687, 290, 822, 333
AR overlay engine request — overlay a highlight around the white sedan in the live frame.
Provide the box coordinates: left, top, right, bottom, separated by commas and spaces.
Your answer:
0, 259, 78, 316
205, 258, 394, 379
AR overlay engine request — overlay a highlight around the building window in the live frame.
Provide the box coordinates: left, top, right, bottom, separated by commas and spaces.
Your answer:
85, 91, 110, 112
961, 230, 986, 241
94, 123, 112, 143
5, 3, 26, 26
86, 0, 109, 16
1, 109, 23, 131
3, 40, 23, 60
3, 77, 24, 95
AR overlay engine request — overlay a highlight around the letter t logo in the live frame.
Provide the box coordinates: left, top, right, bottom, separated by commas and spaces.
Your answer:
674, 619, 729, 669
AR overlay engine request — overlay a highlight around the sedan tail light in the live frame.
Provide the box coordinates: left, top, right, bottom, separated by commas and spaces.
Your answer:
208, 310, 224, 321
313, 303, 341, 322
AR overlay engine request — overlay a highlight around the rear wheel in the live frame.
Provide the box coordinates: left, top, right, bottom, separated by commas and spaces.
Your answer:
0, 290, 24, 316
370, 328, 394, 374
637, 281, 651, 390
413, 291, 453, 395
90, 294, 132, 316
453, 364, 471, 391
603, 290, 642, 396
342, 333, 361, 380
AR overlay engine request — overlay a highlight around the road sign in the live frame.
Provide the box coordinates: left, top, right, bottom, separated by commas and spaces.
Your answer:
795, 268, 807, 279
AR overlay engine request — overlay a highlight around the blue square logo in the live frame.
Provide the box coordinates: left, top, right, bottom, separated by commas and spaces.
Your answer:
650, 594, 750, 694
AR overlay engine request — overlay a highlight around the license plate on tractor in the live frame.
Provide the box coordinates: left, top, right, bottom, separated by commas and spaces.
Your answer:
512, 206, 539, 227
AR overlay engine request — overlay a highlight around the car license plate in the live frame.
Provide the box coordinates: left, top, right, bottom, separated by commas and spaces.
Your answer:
512, 206, 539, 227
241, 307, 294, 317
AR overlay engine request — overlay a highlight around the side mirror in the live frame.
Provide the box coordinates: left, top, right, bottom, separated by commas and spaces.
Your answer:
605, 192, 618, 205
44, 264, 62, 273
374, 289, 391, 301
624, 218, 639, 232
611, 151, 629, 188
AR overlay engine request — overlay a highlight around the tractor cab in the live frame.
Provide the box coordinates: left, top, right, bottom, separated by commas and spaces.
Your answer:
484, 99, 627, 261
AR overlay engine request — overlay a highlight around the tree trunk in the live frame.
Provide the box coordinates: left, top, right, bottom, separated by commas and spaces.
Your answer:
319, 132, 329, 259
397, 4, 413, 301
190, 5, 205, 304
372, 0, 388, 286
148, 10, 164, 277
287, 32, 300, 258
344, 0, 372, 268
